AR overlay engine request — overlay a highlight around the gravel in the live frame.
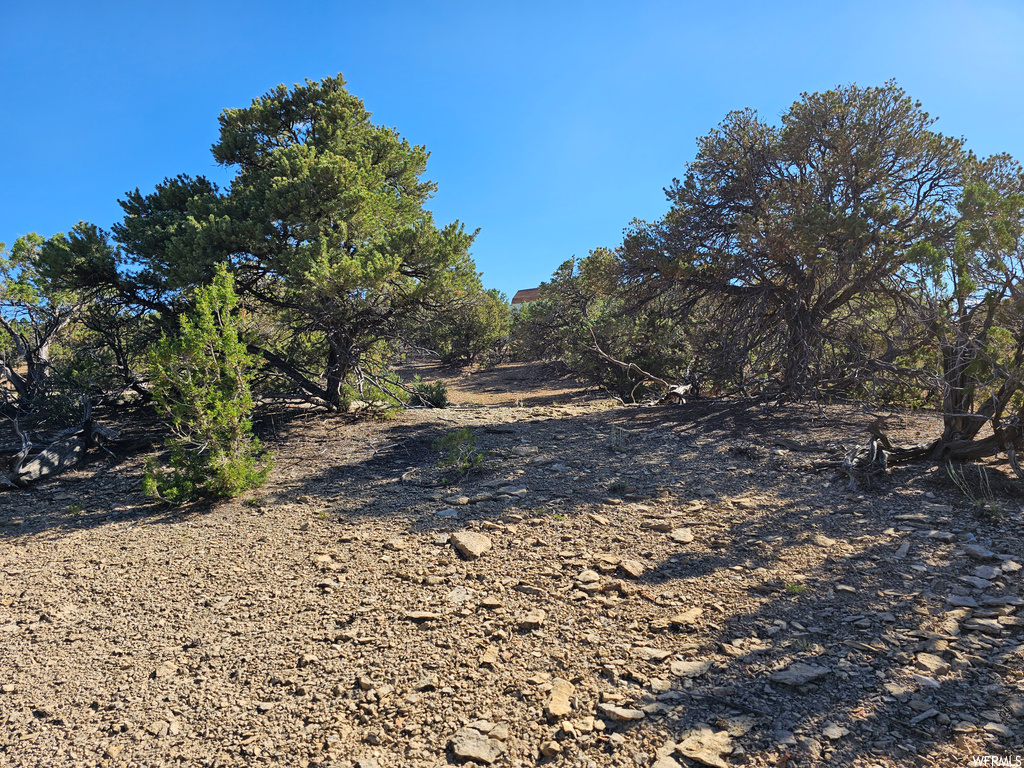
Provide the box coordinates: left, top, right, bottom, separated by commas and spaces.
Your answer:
2, 362, 1023, 766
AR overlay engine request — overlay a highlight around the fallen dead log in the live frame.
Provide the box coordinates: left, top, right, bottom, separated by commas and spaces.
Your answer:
1, 402, 118, 488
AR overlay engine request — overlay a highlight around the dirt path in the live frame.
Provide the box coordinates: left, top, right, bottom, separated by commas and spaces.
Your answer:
1, 363, 1023, 768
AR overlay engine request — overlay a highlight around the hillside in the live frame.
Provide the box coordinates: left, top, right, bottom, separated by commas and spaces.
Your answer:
2, 360, 1022, 768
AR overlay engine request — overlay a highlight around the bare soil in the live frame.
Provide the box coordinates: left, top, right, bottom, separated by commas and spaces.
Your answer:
2, 360, 1023, 768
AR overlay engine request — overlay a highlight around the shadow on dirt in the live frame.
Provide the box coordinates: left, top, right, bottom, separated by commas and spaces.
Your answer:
1, 394, 1019, 765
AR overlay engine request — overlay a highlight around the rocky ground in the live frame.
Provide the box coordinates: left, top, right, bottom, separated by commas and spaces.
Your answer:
2, 360, 1023, 768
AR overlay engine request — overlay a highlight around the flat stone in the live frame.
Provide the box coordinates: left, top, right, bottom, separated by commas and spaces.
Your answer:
451, 531, 492, 559
774, 730, 797, 747
966, 618, 1004, 634
984, 595, 1024, 606
676, 726, 733, 768
539, 740, 561, 757
436, 508, 460, 518
812, 533, 836, 547
770, 662, 831, 686
545, 678, 575, 718
153, 663, 177, 679
984, 723, 1015, 738
972, 565, 1001, 580
518, 609, 546, 630
510, 445, 539, 457
721, 715, 757, 737
964, 544, 997, 561
909, 708, 939, 726
884, 682, 909, 698
1007, 697, 1024, 718
450, 727, 506, 764
669, 607, 703, 627
145, 720, 170, 737
632, 646, 672, 663
479, 646, 499, 666
496, 486, 528, 498
960, 575, 993, 589
644, 519, 674, 532
597, 703, 645, 721
915, 652, 950, 677
466, 719, 496, 734
619, 559, 647, 579
822, 723, 849, 740
670, 528, 694, 543
946, 595, 979, 608
670, 660, 711, 678
446, 586, 474, 604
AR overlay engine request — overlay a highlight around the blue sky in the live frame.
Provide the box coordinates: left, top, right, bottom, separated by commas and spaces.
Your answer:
2, 1, 1023, 298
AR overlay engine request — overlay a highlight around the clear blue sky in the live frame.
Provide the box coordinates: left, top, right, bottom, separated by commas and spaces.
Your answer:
3, 1, 1023, 298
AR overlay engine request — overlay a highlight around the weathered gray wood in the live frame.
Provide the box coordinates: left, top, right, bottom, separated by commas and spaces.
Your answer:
16, 434, 88, 483
2, 405, 118, 488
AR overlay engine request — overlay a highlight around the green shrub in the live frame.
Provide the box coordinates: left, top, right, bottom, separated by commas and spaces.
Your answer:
433, 427, 483, 475
143, 264, 271, 504
411, 377, 449, 408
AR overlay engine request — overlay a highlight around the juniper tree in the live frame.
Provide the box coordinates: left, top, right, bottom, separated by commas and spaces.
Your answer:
143, 264, 270, 504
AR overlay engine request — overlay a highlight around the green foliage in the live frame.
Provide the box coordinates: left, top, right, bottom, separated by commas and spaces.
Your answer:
410, 377, 449, 408
148, 74, 480, 408
418, 287, 511, 366
513, 249, 692, 400
433, 427, 484, 476
143, 264, 271, 504
0, 231, 89, 411
621, 81, 965, 397
34, 76, 496, 413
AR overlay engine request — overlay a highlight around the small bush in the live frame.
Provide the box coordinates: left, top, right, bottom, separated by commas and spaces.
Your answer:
143, 264, 271, 504
433, 427, 483, 476
411, 378, 449, 408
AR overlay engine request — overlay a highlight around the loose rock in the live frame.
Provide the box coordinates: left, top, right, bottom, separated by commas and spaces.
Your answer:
545, 677, 575, 718
450, 727, 506, 764
451, 531, 493, 559
597, 703, 645, 722
676, 725, 733, 768
770, 662, 831, 686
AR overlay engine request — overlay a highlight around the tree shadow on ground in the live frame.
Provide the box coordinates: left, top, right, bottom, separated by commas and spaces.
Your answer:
2, 395, 1020, 766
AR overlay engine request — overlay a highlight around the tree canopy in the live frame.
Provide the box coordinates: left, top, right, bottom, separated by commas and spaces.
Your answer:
622, 81, 964, 396
60, 74, 486, 410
